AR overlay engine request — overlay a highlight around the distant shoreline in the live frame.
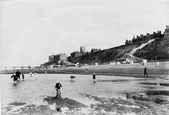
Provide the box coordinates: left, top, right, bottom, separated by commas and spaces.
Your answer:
1, 62, 169, 78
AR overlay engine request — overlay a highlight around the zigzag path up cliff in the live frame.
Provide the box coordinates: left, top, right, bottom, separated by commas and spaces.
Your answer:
134, 37, 169, 60
69, 37, 169, 64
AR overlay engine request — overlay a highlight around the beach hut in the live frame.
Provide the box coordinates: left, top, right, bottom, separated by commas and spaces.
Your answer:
110, 62, 116, 65
116, 61, 120, 65
95, 62, 98, 66
130, 60, 134, 64
142, 59, 147, 64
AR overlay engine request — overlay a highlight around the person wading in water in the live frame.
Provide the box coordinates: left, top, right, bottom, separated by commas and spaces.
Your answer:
11, 74, 18, 83
22, 74, 24, 80
16, 70, 21, 79
54, 83, 62, 99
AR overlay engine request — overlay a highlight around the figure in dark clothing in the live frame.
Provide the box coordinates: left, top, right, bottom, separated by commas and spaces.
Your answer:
93, 72, 96, 82
144, 67, 148, 77
11, 74, 18, 83
16, 70, 21, 79
54, 83, 62, 99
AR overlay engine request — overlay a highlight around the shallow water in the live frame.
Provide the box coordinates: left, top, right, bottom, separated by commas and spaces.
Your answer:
1, 74, 169, 115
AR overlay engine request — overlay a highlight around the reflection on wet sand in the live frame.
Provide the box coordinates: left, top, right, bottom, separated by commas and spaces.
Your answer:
139, 82, 169, 87
43, 96, 87, 110
1, 74, 169, 115
8, 102, 26, 106
97, 79, 129, 82
137, 79, 169, 104
80, 93, 169, 115
3, 93, 168, 115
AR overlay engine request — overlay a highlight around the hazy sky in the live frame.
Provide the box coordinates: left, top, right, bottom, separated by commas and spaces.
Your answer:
0, 0, 169, 67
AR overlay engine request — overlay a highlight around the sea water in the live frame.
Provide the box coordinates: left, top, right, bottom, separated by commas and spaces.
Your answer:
1, 74, 169, 115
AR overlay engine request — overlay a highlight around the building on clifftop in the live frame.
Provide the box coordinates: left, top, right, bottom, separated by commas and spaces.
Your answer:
49, 53, 67, 63
80, 46, 86, 53
164, 25, 169, 38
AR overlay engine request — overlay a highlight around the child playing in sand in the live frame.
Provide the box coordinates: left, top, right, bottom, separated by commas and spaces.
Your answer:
54, 83, 62, 99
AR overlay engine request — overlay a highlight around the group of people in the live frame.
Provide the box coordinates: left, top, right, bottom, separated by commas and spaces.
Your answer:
11, 70, 39, 83
11, 67, 148, 100
54, 73, 96, 99
55, 67, 148, 99
11, 70, 24, 83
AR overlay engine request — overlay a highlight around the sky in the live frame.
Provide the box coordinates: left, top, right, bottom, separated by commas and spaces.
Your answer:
0, 0, 169, 68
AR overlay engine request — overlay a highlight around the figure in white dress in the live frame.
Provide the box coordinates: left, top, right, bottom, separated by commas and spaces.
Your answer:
156, 61, 160, 67
34, 70, 38, 80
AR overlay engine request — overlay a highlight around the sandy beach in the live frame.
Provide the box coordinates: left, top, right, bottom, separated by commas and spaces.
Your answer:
37, 61, 169, 78
2, 61, 169, 78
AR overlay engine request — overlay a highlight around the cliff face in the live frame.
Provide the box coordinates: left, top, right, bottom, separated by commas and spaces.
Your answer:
69, 44, 139, 64
69, 30, 169, 64
134, 26, 169, 60
134, 35, 169, 60
69, 26, 169, 64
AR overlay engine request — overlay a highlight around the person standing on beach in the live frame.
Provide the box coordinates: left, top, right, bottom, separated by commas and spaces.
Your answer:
144, 67, 148, 77
54, 83, 62, 99
93, 72, 96, 82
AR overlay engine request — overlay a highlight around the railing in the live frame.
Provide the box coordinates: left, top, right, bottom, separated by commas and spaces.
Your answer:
0, 66, 41, 71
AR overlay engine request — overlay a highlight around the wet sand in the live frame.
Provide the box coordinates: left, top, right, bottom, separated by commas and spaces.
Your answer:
44, 97, 87, 110
1, 62, 169, 115
1, 73, 169, 115
3, 93, 169, 115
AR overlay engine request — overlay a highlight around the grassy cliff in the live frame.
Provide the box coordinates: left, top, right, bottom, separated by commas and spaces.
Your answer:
134, 37, 169, 60
69, 31, 169, 64
69, 44, 139, 64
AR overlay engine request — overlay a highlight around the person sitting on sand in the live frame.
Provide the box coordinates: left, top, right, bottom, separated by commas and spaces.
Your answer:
54, 83, 62, 99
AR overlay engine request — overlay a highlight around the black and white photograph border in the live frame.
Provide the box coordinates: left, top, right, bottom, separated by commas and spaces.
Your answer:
0, 0, 169, 115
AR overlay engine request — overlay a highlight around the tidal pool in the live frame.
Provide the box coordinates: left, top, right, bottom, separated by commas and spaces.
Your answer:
1, 74, 169, 115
